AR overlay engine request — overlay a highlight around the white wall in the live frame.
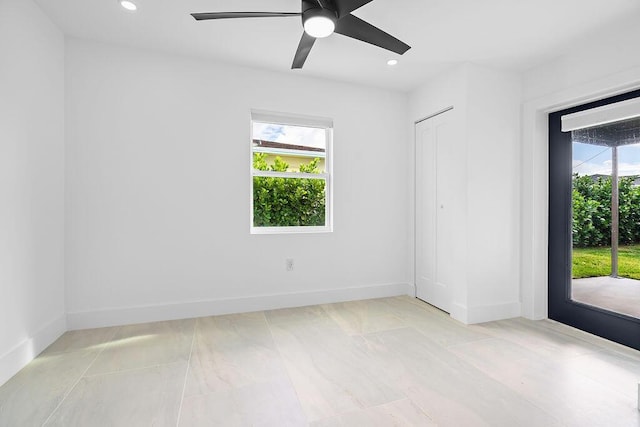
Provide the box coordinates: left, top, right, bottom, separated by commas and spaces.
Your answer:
520, 17, 640, 319
0, 0, 66, 385
465, 64, 522, 321
65, 39, 410, 328
409, 63, 522, 324
523, 13, 640, 103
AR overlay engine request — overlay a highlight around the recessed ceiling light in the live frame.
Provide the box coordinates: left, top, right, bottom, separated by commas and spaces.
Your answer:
119, 0, 137, 11
387, 59, 398, 66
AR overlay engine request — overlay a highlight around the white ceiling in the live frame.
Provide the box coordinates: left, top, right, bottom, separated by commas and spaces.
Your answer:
35, 0, 640, 91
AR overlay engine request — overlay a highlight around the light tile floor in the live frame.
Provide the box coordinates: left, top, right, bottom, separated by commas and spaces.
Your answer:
1, 296, 639, 426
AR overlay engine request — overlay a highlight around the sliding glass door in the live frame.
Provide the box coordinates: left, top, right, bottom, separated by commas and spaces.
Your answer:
548, 89, 640, 351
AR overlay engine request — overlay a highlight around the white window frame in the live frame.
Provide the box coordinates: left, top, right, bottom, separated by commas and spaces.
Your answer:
250, 109, 333, 234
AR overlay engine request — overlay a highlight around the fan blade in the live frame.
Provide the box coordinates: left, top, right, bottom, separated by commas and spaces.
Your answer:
191, 12, 300, 21
334, 0, 374, 18
334, 14, 410, 55
292, 32, 316, 69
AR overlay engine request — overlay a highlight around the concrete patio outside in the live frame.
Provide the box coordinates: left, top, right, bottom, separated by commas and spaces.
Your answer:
572, 276, 640, 319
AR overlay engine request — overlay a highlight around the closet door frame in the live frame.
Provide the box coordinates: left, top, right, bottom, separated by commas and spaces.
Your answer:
415, 107, 455, 313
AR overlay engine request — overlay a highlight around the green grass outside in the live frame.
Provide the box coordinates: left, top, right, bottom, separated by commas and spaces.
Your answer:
572, 244, 640, 279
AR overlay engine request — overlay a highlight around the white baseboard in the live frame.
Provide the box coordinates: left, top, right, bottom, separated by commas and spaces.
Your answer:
450, 301, 521, 325
0, 314, 67, 387
67, 283, 414, 330
406, 282, 417, 298
450, 303, 470, 324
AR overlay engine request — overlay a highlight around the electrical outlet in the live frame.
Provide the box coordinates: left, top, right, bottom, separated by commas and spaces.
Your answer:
286, 258, 294, 271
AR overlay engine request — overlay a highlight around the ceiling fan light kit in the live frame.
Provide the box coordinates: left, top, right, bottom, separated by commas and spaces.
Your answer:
119, 0, 137, 12
190, 0, 410, 69
302, 8, 337, 38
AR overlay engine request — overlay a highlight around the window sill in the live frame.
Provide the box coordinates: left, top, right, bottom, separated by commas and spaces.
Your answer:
250, 225, 333, 235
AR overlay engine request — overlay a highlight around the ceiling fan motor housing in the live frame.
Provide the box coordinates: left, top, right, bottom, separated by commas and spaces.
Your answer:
302, 2, 338, 28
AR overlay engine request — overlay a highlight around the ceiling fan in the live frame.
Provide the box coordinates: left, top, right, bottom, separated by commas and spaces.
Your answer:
191, 0, 411, 69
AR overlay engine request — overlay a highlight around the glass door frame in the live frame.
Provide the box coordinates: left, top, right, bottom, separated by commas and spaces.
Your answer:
548, 89, 640, 351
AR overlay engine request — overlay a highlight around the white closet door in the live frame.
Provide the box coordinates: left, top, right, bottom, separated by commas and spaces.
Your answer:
415, 110, 454, 312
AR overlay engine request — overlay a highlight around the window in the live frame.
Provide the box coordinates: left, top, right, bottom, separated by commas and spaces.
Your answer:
250, 110, 332, 234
